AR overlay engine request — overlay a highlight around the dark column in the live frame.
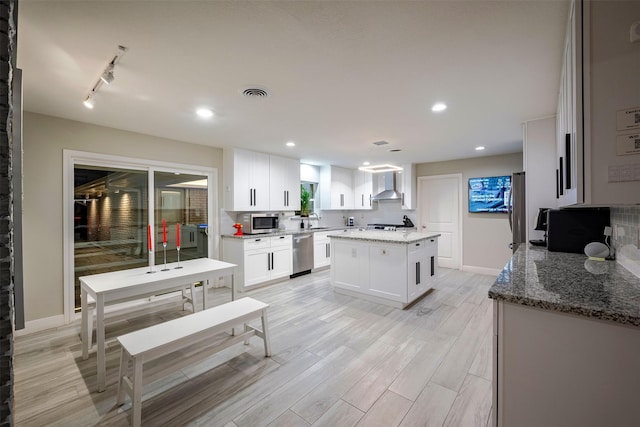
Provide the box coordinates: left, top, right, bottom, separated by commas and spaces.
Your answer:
0, 0, 17, 424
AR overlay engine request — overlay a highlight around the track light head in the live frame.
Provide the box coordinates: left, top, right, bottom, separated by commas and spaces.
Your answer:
100, 64, 114, 84
83, 94, 95, 109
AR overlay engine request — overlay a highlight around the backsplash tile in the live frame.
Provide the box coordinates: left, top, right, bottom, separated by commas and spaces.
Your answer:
611, 206, 640, 249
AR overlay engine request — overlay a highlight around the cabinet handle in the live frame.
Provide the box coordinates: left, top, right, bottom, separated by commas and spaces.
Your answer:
249, 188, 253, 206
340, 194, 344, 207
369, 194, 372, 207
279, 236, 285, 239
559, 158, 564, 196
326, 243, 330, 258
416, 262, 421, 285
402, 192, 405, 206
267, 252, 271, 270
416, 243, 420, 247
271, 252, 274, 270
254, 189, 257, 206
556, 169, 560, 199
361, 194, 364, 207
565, 133, 572, 189
430, 256, 435, 276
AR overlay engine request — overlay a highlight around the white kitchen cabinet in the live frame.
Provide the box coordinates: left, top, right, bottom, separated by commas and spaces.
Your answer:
223, 148, 270, 211
331, 234, 438, 308
330, 239, 368, 291
353, 170, 373, 210
222, 235, 292, 291
269, 155, 300, 211
319, 165, 354, 210
555, 0, 640, 206
407, 238, 437, 302
397, 164, 416, 210
313, 231, 332, 269
369, 243, 407, 302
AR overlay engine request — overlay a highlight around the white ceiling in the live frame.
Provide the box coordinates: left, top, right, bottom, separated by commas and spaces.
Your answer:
17, 0, 569, 169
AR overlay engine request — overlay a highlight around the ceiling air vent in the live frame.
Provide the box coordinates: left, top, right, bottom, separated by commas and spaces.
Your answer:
372, 140, 389, 146
241, 87, 269, 98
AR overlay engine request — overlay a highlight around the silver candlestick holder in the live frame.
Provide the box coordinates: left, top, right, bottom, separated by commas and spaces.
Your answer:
175, 246, 183, 269
162, 243, 170, 271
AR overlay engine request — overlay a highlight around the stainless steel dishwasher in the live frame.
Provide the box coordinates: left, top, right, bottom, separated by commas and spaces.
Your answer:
291, 232, 314, 277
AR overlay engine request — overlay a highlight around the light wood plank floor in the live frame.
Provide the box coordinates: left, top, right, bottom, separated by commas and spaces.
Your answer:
13, 268, 496, 426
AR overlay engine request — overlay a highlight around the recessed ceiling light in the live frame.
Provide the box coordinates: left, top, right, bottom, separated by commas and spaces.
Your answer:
286, 141, 295, 147
363, 161, 370, 166
431, 102, 447, 112
196, 108, 214, 118
475, 146, 485, 151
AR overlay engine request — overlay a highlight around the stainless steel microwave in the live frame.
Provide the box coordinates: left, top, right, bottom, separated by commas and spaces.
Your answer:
239, 213, 279, 234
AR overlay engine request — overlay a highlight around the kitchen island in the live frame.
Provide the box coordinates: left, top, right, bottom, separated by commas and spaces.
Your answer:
329, 230, 440, 308
489, 245, 640, 427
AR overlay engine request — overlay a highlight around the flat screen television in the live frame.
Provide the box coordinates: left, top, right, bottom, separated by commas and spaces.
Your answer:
468, 175, 511, 213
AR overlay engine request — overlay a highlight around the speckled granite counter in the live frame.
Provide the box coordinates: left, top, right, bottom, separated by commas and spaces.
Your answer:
220, 226, 352, 239
489, 245, 640, 327
328, 230, 440, 244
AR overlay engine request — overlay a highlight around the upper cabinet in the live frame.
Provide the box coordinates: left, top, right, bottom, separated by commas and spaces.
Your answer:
557, 0, 640, 206
223, 148, 300, 212
319, 165, 354, 210
353, 169, 373, 210
269, 155, 300, 211
397, 164, 416, 210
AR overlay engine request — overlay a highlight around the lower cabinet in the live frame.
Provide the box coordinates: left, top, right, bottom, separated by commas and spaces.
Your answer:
331, 236, 438, 308
222, 235, 292, 291
313, 231, 332, 269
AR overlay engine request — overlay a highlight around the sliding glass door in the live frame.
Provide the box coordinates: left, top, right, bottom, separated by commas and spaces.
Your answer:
153, 171, 208, 266
73, 166, 148, 309
68, 152, 216, 314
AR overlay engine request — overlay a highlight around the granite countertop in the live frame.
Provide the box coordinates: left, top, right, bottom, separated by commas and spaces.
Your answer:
220, 226, 353, 239
328, 230, 440, 244
489, 245, 640, 327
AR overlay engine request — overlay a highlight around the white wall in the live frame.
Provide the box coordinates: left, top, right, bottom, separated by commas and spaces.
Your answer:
22, 112, 223, 322
416, 153, 523, 272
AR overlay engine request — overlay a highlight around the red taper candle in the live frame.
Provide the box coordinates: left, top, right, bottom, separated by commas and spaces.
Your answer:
176, 223, 181, 247
162, 219, 167, 243
147, 224, 152, 252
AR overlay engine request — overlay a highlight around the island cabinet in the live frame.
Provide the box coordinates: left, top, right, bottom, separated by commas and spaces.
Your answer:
489, 246, 640, 427
222, 235, 292, 291
330, 231, 439, 308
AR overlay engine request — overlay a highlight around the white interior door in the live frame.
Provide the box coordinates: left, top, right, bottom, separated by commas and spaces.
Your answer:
418, 174, 462, 269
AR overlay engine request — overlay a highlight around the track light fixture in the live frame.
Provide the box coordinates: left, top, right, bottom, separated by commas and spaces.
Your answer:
100, 64, 115, 85
83, 45, 127, 109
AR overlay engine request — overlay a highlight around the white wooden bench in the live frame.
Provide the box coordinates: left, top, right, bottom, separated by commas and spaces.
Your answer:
83, 282, 200, 349
116, 297, 271, 427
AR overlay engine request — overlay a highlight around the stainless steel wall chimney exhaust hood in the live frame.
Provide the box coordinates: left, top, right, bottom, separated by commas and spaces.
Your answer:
371, 172, 401, 201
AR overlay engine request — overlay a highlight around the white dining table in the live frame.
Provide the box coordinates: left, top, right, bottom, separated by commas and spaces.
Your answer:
80, 257, 237, 392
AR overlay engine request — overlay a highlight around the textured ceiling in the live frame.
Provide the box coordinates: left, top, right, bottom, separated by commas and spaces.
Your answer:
18, 0, 569, 168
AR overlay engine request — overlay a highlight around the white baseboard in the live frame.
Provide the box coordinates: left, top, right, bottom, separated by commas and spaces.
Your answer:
14, 314, 66, 336
462, 265, 501, 276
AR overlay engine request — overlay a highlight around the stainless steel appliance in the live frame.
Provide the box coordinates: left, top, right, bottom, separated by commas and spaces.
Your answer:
507, 171, 526, 252
291, 233, 314, 277
239, 213, 279, 234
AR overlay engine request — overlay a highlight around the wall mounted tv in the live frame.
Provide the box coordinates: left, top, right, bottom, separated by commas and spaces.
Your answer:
468, 175, 511, 213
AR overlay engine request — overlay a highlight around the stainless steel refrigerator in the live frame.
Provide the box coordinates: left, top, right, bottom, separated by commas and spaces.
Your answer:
508, 171, 526, 253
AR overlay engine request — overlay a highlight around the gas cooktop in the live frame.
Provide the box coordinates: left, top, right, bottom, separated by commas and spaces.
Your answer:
366, 223, 413, 231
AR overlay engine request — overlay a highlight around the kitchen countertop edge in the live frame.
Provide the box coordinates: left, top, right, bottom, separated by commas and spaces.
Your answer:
220, 226, 353, 239
489, 245, 640, 327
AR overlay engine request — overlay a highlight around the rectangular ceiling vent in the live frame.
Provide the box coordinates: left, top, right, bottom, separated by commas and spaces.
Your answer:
372, 140, 389, 146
